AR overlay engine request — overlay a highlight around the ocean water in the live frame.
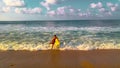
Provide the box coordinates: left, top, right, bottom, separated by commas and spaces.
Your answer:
0, 20, 120, 50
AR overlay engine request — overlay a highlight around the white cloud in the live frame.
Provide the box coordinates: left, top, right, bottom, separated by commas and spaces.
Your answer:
40, 2, 50, 10
78, 10, 91, 17
56, 6, 80, 16
47, 10, 56, 16
107, 2, 119, 12
69, 9, 75, 13
90, 2, 113, 16
90, 2, 103, 9
98, 8, 105, 12
33, 8, 42, 13
3, 0, 25, 7
40, 0, 58, 10
44, 5, 87, 17
78, 13, 83, 16
56, 6, 66, 15
40, 0, 66, 10
2, 7, 10, 12
78, 9, 81, 12
15, 7, 42, 14
78, 13, 90, 17
106, 12, 112, 16
90, 3, 97, 8
45, 0, 57, 4
107, 2, 114, 7
69, 8, 81, 16
46, 6, 85, 17
97, 2, 103, 8
111, 7, 117, 11
15, 8, 21, 13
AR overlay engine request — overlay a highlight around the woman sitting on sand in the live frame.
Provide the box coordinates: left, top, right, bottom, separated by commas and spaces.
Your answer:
50, 35, 60, 49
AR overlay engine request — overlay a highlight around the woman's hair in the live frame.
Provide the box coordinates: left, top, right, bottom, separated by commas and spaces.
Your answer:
54, 35, 56, 37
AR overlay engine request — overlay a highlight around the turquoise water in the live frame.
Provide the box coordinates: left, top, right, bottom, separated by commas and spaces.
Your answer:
0, 20, 120, 50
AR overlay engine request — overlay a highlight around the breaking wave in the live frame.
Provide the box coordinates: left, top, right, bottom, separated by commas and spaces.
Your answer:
0, 42, 120, 51
0, 21, 120, 51
0, 24, 120, 33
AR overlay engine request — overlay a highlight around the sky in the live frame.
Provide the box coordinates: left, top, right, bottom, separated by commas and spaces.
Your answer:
0, 0, 120, 21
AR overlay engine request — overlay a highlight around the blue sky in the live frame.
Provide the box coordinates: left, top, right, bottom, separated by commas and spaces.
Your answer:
0, 0, 120, 21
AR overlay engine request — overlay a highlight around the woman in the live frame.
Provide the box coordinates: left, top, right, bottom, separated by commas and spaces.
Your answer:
50, 35, 60, 49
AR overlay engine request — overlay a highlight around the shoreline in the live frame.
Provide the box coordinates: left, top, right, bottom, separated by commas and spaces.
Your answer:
0, 49, 120, 68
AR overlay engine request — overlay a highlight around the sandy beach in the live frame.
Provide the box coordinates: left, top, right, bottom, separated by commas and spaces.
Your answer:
0, 50, 120, 68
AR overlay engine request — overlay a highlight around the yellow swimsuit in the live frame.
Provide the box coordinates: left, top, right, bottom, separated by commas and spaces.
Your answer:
53, 39, 60, 49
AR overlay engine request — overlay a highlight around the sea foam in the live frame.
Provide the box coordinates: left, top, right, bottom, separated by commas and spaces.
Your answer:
0, 21, 120, 51
0, 41, 120, 51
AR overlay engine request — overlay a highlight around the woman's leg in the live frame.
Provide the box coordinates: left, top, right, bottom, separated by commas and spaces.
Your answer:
51, 44, 54, 49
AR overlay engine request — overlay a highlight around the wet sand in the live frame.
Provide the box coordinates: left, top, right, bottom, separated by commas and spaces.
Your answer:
0, 50, 120, 68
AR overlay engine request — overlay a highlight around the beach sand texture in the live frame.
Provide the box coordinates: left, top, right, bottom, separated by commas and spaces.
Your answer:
0, 50, 120, 68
